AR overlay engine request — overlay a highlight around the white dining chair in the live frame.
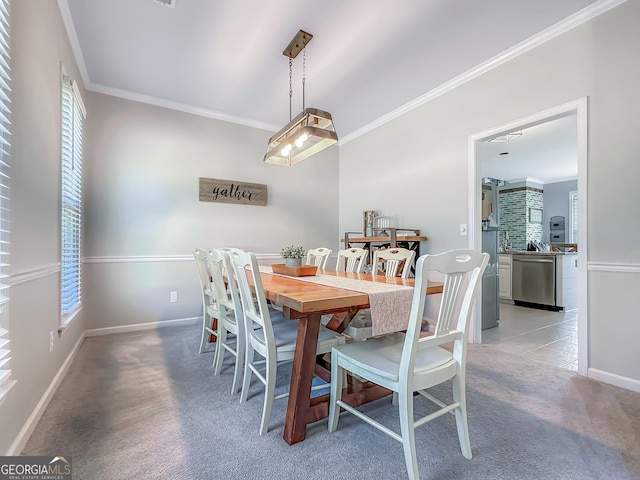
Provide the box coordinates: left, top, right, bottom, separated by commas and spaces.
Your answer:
203, 248, 247, 394
306, 247, 332, 269
193, 247, 218, 356
371, 247, 416, 279
334, 247, 370, 338
349, 247, 416, 340
328, 249, 489, 480
228, 248, 347, 435
336, 247, 368, 273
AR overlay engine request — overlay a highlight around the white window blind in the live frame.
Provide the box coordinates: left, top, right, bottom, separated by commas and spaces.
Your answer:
569, 190, 578, 243
60, 72, 85, 323
0, 0, 14, 403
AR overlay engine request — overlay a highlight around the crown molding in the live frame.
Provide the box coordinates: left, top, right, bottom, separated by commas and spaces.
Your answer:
86, 83, 279, 132
340, 0, 627, 144
56, 1, 278, 133
57, 0, 626, 142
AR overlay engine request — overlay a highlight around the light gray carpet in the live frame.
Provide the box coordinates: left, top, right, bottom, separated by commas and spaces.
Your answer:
22, 322, 640, 480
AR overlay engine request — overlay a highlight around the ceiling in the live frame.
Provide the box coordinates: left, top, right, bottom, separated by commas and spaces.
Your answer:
479, 113, 578, 184
61, 0, 600, 142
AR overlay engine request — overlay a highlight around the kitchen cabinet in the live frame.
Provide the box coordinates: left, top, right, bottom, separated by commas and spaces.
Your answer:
498, 254, 512, 300
556, 254, 578, 310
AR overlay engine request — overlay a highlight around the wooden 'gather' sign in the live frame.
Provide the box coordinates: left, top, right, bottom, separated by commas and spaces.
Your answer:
199, 177, 268, 206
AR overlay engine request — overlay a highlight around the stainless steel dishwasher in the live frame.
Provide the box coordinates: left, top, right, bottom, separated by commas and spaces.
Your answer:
512, 254, 556, 307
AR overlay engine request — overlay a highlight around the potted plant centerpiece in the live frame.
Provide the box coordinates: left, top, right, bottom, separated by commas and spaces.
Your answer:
281, 244, 306, 268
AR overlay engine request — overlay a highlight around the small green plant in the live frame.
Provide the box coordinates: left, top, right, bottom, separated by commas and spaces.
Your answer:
280, 244, 306, 259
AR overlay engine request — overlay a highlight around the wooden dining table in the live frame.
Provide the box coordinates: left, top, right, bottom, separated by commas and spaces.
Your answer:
259, 268, 444, 445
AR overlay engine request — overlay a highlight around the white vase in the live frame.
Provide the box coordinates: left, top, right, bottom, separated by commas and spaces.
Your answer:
285, 258, 302, 267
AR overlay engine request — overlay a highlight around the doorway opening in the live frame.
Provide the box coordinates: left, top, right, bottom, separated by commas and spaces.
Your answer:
467, 98, 588, 376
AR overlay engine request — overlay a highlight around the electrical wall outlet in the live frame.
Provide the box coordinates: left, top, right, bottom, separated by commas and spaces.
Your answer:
170, 291, 178, 303
49, 331, 54, 352
459, 223, 467, 236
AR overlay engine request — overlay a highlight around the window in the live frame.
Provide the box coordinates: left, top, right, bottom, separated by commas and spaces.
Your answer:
60, 70, 85, 325
0, 0, 14, 403
569, 190, 578, 243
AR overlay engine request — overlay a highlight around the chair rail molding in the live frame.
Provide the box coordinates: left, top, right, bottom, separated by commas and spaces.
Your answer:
340, 0, 626, 144
84, 253, 287, 264
586, 262, 640, 273
10, 263, 61, 286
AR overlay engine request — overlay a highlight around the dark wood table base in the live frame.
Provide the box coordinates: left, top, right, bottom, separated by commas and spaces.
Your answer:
282, 310, 391, 445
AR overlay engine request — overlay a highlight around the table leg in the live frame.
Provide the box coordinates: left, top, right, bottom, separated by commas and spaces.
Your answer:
283, 312, 322, 445
325, 307, 360, 333
209, 317, 218, 342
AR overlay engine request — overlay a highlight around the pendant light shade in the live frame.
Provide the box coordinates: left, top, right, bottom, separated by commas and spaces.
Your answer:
264, 108, 338, 166
264, 30, 338, 166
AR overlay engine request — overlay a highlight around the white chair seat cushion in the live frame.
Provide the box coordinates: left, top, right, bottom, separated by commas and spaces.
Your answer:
333, 332, 454, 383
252, 320, 345, 358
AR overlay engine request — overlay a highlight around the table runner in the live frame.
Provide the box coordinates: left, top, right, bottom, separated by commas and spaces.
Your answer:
260, 266, 414, 336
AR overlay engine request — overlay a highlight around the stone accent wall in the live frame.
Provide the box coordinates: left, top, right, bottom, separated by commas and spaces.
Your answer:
498, 182, 543, 250
499, 189, 526, 250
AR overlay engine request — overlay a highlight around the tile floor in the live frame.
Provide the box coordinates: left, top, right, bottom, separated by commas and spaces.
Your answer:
482, 302, 578, 371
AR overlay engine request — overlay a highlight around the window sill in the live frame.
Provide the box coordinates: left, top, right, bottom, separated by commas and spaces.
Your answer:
59, 305, 82, 334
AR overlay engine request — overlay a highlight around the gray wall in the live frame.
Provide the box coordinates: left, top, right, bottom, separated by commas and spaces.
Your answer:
83, 93, 339, 330
1, 0, 88, 454
340, 1, 640, 385
543, 179, 578, 242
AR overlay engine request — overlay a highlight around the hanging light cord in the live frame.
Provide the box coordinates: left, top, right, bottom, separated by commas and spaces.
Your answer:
302, 45, 306, 111
288, 57, 293, 122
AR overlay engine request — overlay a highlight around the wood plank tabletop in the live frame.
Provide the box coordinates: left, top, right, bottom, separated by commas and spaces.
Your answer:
260, 268, 442, 314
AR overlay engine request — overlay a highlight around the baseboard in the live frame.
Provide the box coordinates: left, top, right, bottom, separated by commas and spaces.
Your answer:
6, 332, 86, 455
7, 316, 200, 455
588, 368, 640, 393
84, 316, 199, 337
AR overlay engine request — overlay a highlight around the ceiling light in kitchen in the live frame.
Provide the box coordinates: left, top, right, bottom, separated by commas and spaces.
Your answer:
488, 131, 522, 143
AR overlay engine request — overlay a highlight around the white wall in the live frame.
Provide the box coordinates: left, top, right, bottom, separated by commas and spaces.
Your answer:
1, 0, 88, 454
339, 0, 640, 388
82, 92, 340, 330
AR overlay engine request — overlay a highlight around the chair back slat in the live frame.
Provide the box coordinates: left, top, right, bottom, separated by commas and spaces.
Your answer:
306, 247, 332, 269
206, 249, 242, 331
435, 272, 465, 336
228, 248, 275, 355
206, 249, 228, 307
336, 248, 368, 273
372, 247, 416, 278
401, 250, 489, 377
193, 248, 214, 301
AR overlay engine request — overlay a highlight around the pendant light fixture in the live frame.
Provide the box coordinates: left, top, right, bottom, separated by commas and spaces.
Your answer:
264, 30, 338, 166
